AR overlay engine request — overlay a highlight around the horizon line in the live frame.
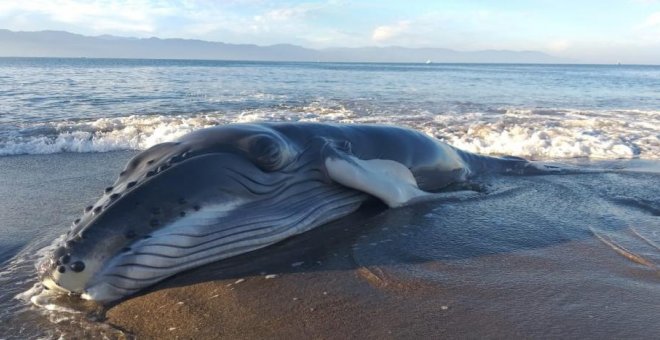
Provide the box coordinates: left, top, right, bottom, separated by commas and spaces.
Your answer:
1, 56, 658, 66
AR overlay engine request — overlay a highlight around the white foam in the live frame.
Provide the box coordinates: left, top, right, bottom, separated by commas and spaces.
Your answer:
30, 292, 81, 314
1, 105, 658, 160
422, 108, 660, 160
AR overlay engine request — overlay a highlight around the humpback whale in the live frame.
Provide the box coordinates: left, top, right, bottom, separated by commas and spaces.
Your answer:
39, 123, 547, 301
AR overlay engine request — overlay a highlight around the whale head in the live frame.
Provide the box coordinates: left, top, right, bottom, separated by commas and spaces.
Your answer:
38, 124, 366, 301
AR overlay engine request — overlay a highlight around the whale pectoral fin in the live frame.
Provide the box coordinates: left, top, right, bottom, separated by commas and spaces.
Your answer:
324, 155, 432, 208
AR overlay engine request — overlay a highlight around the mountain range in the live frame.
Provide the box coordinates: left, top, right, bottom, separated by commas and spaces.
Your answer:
0, 29, 568, 63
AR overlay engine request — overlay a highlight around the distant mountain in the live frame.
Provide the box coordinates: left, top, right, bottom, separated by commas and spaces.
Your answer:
0, 29, 567, 63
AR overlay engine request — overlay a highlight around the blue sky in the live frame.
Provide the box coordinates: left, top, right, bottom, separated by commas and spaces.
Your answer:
1, 0, 659, 63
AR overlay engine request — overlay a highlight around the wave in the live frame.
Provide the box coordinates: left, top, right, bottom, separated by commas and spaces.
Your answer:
1, 105, 658, 160
425, 108, 660, 160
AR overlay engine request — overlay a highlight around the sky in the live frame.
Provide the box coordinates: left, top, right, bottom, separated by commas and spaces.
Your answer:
1, 0, 659, 63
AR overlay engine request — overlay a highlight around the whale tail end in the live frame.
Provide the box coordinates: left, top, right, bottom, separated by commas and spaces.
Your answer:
458, 150, 565, 177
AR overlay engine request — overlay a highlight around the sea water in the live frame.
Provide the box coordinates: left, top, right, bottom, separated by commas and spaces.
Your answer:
1, 58, 658, 159
0, 58, 658, 338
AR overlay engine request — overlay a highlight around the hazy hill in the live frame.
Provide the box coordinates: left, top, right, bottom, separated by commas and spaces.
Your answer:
0, 29, 566, 63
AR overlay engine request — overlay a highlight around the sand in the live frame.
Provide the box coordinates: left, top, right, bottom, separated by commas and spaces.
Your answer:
105, 234, 659, 339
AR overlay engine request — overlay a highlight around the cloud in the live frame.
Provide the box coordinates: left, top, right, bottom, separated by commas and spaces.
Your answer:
0, 1, 542, 49
368, 10, 539, 49
0, 0, 174, 33
0, 0, 339, 45
251, 4, 316, 34
260, 6, 311, 22
372, 21, 410, 42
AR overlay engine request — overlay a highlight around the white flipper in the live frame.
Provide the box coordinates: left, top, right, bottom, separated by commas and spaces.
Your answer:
325, 156, 433, 208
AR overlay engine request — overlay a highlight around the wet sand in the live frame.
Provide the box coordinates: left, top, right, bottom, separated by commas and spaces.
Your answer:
106, 227, 659, 339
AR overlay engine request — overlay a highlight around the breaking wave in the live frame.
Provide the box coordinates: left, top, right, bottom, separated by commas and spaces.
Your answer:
1, 105, 658, 160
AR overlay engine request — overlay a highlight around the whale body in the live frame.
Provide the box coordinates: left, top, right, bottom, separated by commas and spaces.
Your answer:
39, 123, 543, 301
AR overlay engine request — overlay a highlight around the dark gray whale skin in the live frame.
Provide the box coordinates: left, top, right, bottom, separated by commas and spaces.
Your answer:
39, 123, 537, 301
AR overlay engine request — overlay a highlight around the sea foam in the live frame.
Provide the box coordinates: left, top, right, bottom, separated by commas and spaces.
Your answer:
0, 106, 658, 160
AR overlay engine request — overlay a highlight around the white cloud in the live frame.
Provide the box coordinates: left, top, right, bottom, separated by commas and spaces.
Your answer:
261, 6, 311, 22
372, 21, 410, 42
368, 10, 539, 49
0, 1, 538, 49
0, 0, 337, 44
252, 7, 309, 33
0, 0, 176, 33
249, 2, 333, 36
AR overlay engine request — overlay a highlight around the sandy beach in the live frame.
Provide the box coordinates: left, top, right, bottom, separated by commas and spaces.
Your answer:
105, 221, 659, 339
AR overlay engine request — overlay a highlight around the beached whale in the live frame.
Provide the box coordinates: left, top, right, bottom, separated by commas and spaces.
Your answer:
38, 123, 549, 301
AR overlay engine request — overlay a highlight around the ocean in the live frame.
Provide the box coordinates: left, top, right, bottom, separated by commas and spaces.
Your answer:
0, 58, 658, 338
